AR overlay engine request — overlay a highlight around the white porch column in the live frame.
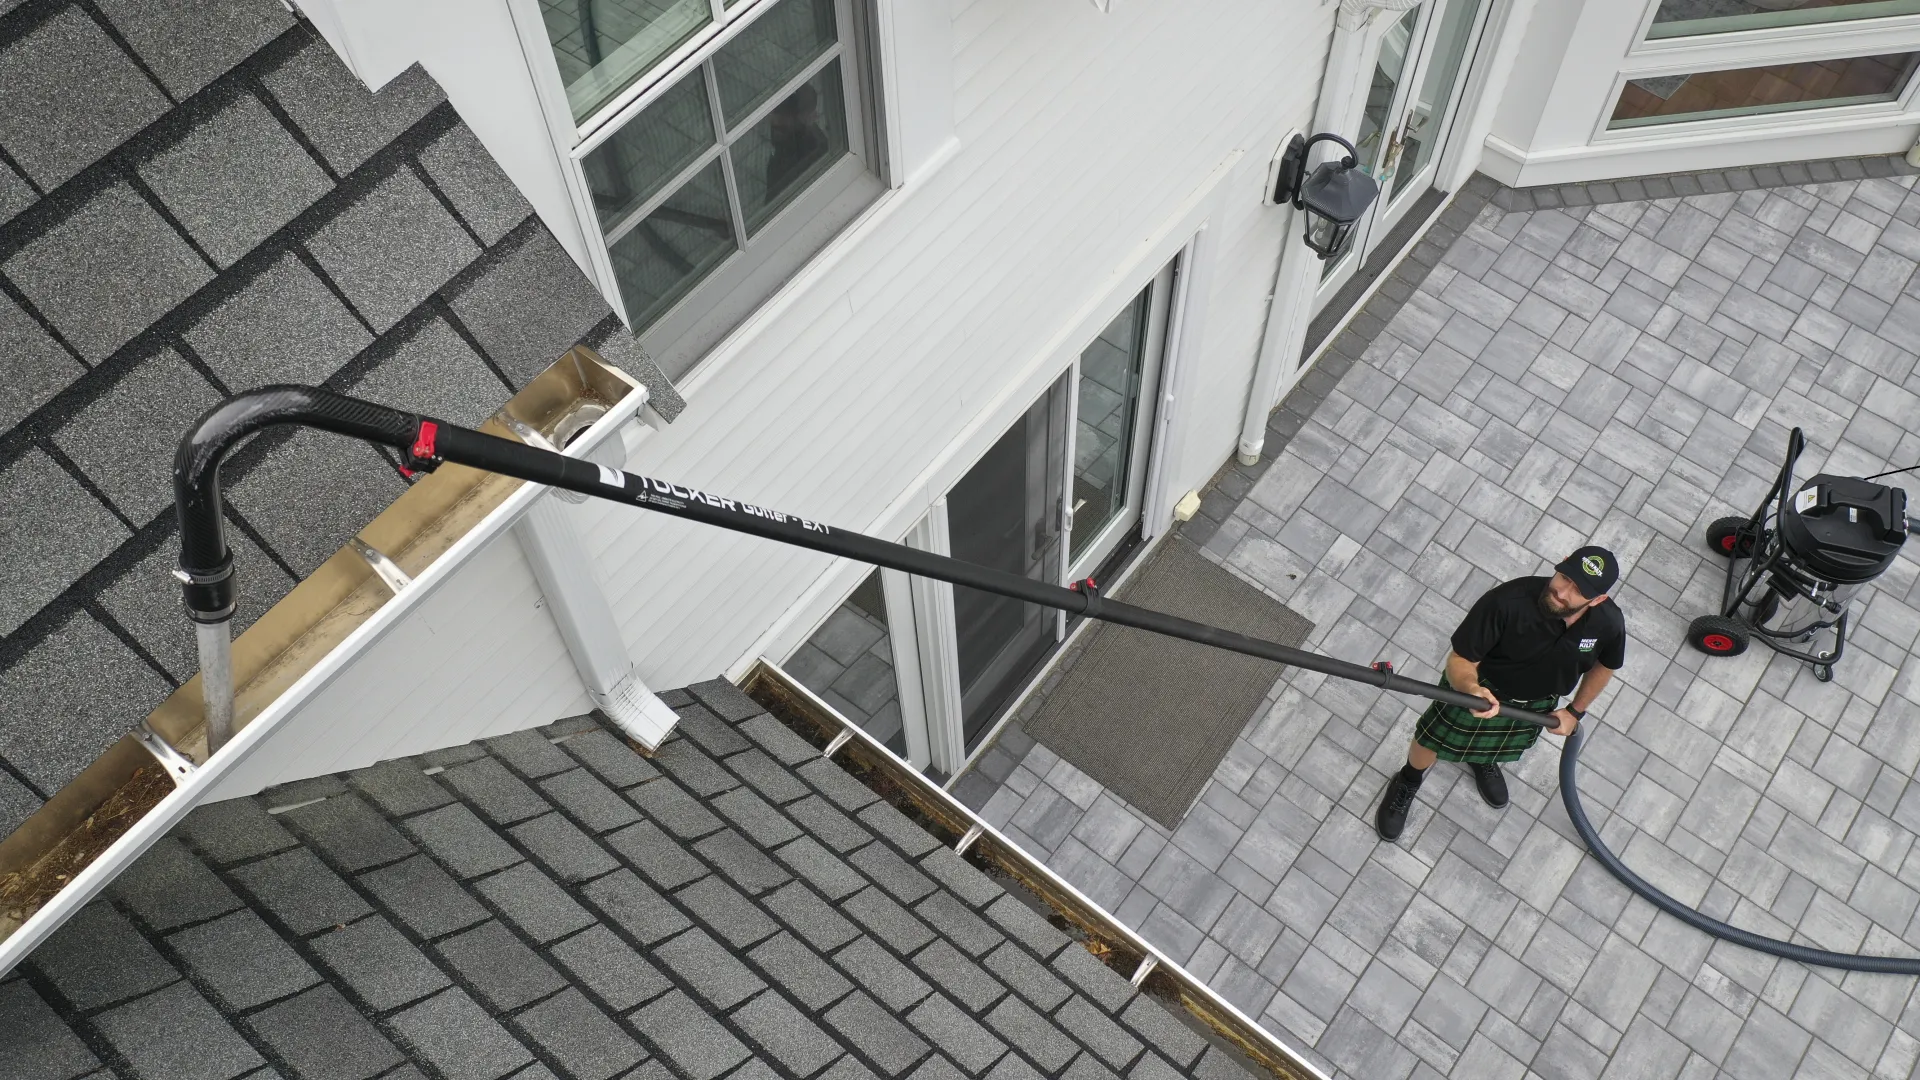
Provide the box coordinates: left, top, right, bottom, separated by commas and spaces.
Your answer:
514, 416, 680, 750
1238, 0, 1427, 466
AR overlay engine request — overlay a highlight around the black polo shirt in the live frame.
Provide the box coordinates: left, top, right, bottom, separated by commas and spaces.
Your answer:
1451, 576, 1626, 701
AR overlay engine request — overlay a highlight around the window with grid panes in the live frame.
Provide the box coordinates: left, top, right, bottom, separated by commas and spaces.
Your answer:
579, 0, 875, 349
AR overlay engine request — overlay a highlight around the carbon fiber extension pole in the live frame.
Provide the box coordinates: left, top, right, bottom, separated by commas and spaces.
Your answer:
175, 386, 1920, 974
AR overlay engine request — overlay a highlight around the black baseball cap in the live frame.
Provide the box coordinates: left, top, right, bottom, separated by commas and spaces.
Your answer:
1555, 546, 1618, 599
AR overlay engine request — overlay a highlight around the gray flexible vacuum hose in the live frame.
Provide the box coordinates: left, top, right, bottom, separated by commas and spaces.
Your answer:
1560, 724, 1920, 974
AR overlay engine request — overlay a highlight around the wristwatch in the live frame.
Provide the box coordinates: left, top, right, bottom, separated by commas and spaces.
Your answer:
1566, 706, 1586, 721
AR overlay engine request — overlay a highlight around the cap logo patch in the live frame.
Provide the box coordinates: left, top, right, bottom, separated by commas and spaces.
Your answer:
1581, 554, 1605, 577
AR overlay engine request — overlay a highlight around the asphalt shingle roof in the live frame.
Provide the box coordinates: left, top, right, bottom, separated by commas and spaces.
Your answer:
0, 681, 1255, 1080
0, 0, 685, 832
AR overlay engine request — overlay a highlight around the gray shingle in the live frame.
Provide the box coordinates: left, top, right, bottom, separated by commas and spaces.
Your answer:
0, 159, 33, 226
1051, 946, 1135, 1015
851, 842, 938, 904
358, 853, 490, 938
845, 887, 937, 953
799, 757, 881, 811
984, 895, 1067, 958
185, 252, 373, 390
246, 984, 403, 1080
0, 771, 35, 838
0, 295, 83, 433
388, 988, 533, 1080
741, 714, 818, 766
908, 994, 1009, 1075
348, 759, 453, 817
915, 893, 1005, 958
713, 787, 805, 848
108, 836, 242, 931
1054, 998, 1143, 1070
96, 0, 293, 94
169, 909, 320, 1009
0, 612, 166, 789
549, 924, 672, 1012
3, 181, 213, 360
983, 997, 1074, 1074
1115, 998, 1205, 1069
677, 873, 779, 951
0, 979, 99, 1080
672, 704, 752, 757
346, 318, 510, 429
860, 800, 944, 858
582, 868, 691, 945
655, 927, 767, 1008
733, 989, 845, 1077
750, 931, 855, 1010
511, 987, 646, 1080
447, 230, 608, 387
511, 810, 619, 882
309, 915, 450, 1011
825, 991, 931, 1076
279, 792, 414, 871
475, 861, 594, 943
306, 167, 477, 331
55, 350, 222, 521
541, 768, 642, 833
563, 728, 660, 788
919, 847, 1003, 909
1061, 1056, 1119, 1080
482, 728, 575, 777
728, 747, 814, 804
656, 738, 740, 798
834, 936, 932, 1011
98, 528, 293, 681
262, 45, 442, 175
983, 942, 1070, 1012
93, 981, 263, 1080
0, 8, 169, 188
1189, 1046, 1257, 1080
0, 455, 129, 637
777, 836, 868, 901
630, 990, 750, 1080
911, 940, 1004, 1015
695, 826, 792, 895
606, 818, 709, 889
401, 802, 522, 879
626, 776, 724, 839
230, 847, 370, 934
138, 94, 329, 266
434, 920, 566, 1011
784, 794, 871, 853
688, 678, 763, 722
224, 426, 407, 576
417, 124, 531, 246
440, 755, 549, 825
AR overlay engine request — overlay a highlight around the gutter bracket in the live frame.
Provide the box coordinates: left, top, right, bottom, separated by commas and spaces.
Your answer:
134, 721, 198, 784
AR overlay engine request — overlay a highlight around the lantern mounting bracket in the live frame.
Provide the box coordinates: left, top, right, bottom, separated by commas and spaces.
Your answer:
1270, 131, 1378, 261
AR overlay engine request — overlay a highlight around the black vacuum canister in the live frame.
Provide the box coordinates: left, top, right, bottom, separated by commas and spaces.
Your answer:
1777, 474, 1908, 584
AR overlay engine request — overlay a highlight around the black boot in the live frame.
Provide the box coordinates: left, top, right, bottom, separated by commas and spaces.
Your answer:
1471, 762, 1509, 808
1375, 765, 1425, 841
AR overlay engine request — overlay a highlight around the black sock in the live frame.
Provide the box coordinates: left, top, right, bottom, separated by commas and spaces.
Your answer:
1397, 763, 1428, 785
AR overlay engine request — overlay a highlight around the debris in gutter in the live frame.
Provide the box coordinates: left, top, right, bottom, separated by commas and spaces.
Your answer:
0, 766, 173, 937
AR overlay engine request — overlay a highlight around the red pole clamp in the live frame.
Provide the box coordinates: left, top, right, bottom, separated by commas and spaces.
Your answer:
399, 420, 441, 478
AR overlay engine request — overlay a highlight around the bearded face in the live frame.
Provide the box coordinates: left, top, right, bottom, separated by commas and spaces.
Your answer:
1540, 579, 1589, 619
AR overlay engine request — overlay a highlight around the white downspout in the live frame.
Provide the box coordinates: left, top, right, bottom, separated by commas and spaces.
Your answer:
512, 406, 680, 751
1238, 0, 1425, 466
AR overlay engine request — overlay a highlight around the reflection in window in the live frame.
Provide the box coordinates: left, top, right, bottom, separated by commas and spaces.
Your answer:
541, 0, 712, 121
1070, 290, 1148, 564
1610, 52, 1919, 128
582, 0, 857, 335
787, 572, 906, 754
1649, 0, 1920, 40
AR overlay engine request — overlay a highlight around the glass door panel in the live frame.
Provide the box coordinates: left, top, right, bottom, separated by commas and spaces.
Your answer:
786, 571, 907, 755
1320, 4, 1423, 287
950, 379, 1068, 747
1389, 0, 1483, 205
1069, 291, 1148, 564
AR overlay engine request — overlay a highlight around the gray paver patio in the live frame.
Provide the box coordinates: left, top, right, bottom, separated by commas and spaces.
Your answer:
956, 173, 1920, 1079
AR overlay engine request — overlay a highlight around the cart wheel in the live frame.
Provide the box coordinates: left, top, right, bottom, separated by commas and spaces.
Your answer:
1814, 664, 1834, 683
1705, 517, 1757, 558
1688, 614, 1750, 657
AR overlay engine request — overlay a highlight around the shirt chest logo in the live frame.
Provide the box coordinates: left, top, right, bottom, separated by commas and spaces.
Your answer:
1579, 638, 1598, 652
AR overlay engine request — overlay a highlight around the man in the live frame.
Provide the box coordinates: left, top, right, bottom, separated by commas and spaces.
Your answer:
1374, 546, 1626, 841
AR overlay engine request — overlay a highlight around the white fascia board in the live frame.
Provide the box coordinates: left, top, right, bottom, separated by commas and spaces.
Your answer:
0, 382, 648, 977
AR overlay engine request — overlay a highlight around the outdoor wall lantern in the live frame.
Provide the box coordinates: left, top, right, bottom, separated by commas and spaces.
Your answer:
1272, 132, 1379, 260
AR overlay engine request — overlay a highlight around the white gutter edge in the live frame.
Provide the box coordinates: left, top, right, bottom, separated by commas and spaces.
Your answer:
755, 656, 1335, 1080
0, 380, 649, 977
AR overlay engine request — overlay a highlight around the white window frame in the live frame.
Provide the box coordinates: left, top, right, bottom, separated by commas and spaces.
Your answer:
1630, 1, 1920, 54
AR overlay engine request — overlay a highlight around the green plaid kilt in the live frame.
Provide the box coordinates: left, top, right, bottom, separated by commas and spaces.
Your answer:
1413, 676, 1558, 764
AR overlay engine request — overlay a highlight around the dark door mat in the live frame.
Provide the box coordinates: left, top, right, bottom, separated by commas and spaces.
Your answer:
1024, 537, 1313, 829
